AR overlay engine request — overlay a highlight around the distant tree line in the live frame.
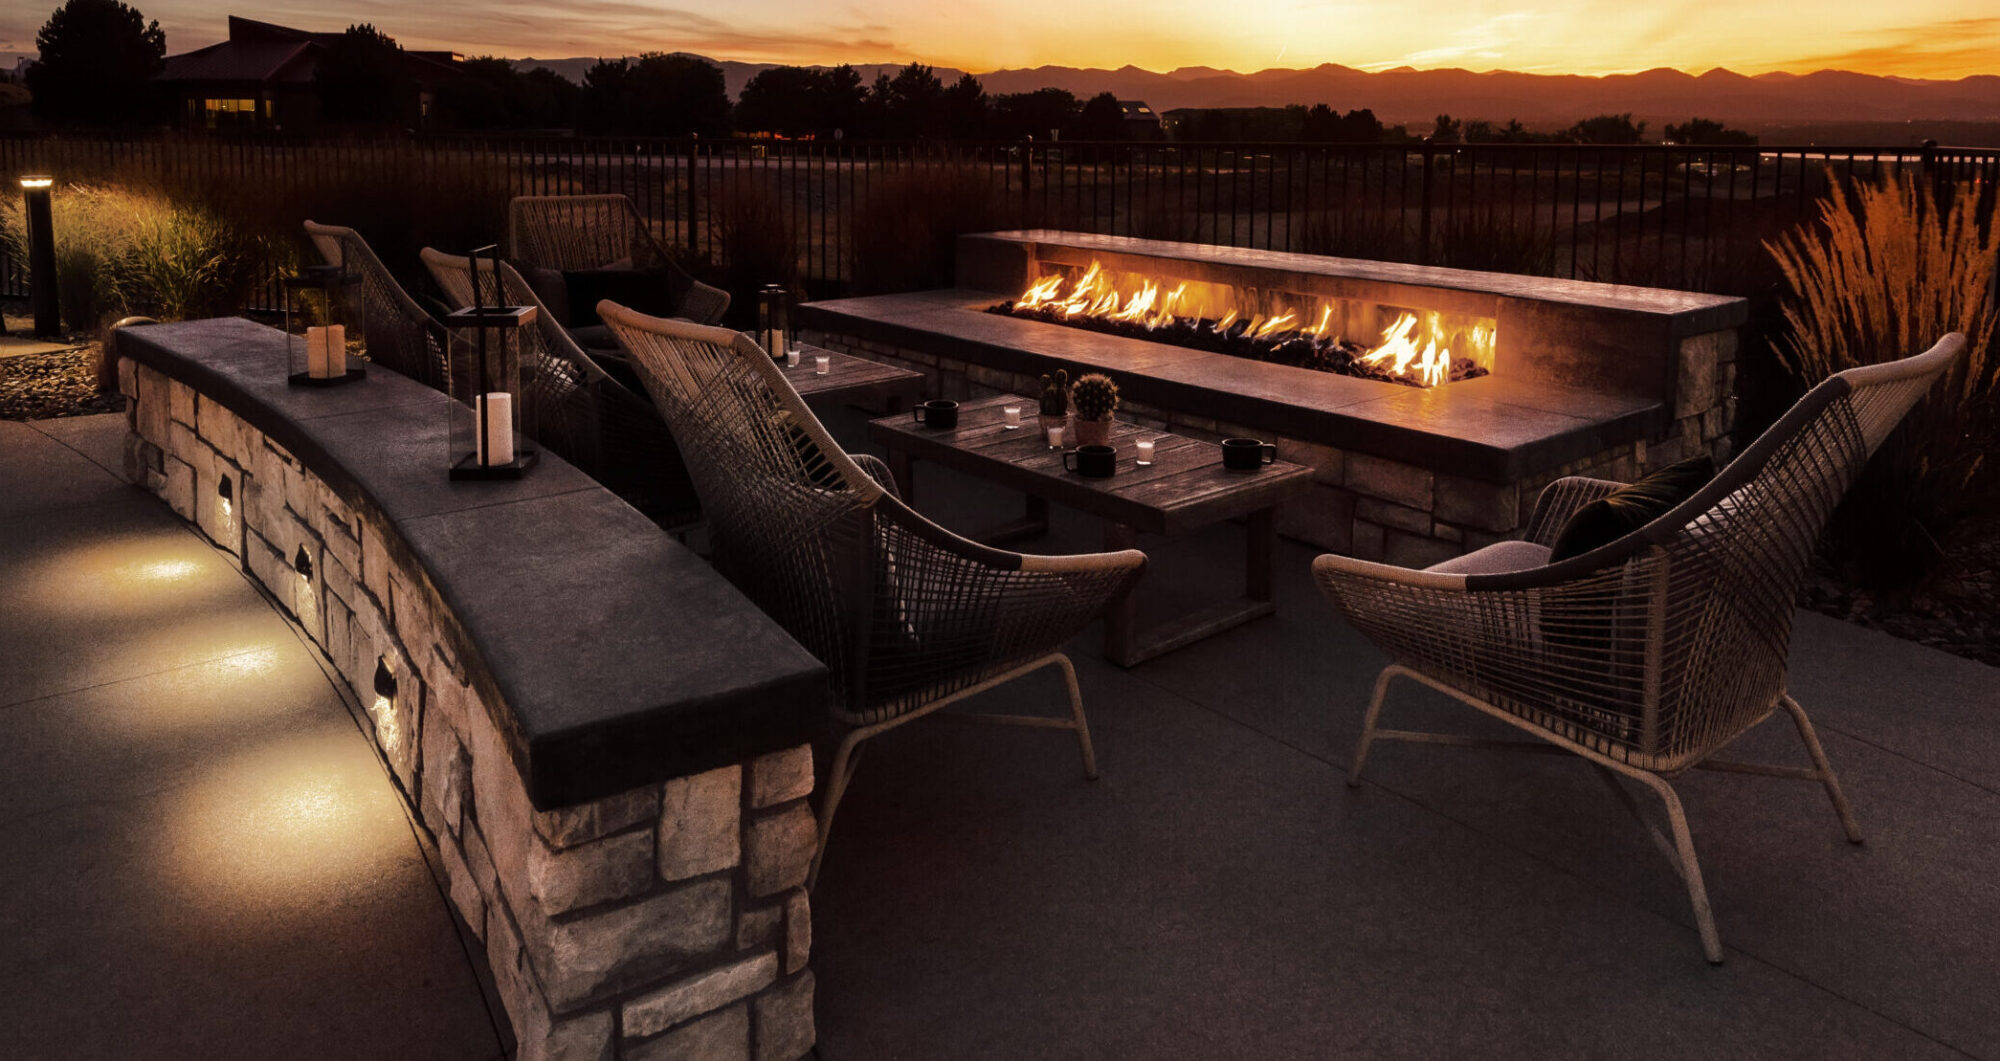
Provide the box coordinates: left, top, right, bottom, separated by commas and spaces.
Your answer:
21, 0, 1761, 145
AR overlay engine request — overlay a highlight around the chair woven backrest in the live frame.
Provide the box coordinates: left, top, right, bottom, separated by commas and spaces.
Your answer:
421, 248, 602, 467
601, 306, 1136, 724
508, 194, 660, 272
303, 221, 450, 391
1464, 334, 1963, 767
420, 248, 700, 526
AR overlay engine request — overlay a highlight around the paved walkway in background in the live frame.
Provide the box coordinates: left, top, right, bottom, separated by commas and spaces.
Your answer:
0, 414, 507, 1060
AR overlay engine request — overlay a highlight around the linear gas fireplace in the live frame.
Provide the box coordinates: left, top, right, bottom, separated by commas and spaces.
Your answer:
798, 231, 1747, 565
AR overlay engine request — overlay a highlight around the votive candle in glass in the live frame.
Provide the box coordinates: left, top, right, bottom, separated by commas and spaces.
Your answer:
1136, 439, 1156, 465
1003, 405, 1022, 429
785, 348, 801, 367
1047, 423, 1065, 449
814, 355, 830, 376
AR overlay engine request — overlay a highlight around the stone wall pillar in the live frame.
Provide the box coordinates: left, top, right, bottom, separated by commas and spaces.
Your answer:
120, 356, 817, 1061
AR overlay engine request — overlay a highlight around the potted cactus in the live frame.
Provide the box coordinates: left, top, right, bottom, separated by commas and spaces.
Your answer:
1070, 372, 1119, 447
1038, 369, 1070, 446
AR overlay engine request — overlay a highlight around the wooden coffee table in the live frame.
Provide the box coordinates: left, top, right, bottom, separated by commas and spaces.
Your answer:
783, 344, 925, 411
869, 394, 1314, 667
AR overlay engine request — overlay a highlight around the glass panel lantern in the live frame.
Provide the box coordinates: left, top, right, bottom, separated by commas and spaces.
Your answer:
758, 284, 794, 360
444, 246, 539, 480
283, 264, 365, 386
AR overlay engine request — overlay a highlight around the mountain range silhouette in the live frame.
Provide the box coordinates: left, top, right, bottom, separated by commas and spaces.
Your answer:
511, 56, 2000, 127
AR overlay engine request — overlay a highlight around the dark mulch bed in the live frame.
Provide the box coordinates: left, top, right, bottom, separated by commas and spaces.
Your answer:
1801, 523, 2000, 668
1, 345, 124, 421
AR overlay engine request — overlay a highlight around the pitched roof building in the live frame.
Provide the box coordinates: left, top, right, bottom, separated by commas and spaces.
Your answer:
157, 16, 462, 132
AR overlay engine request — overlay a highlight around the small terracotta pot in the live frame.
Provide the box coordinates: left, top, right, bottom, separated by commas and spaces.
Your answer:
1072, 417, 1113, 447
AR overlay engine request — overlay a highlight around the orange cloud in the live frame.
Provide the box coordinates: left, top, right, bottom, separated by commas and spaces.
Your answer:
1762, 17, 2000, 79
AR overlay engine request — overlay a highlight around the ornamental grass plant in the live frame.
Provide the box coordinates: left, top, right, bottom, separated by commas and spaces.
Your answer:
0, 183, 263, 334
1766, 173, 1999, 591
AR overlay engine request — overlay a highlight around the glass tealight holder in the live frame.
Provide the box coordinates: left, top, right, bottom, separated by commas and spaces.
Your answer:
283, 265, 365, 387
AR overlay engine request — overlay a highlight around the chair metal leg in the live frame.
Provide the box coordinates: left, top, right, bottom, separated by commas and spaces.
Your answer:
1629, 770, 1724, 963
1780, 694, 1863, 844
807, 729, 866, 893
1349, 665, 1405, 787
1052, 653, 1099, 780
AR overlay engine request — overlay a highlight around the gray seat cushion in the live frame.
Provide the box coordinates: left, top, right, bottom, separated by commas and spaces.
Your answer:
569, 323, 619, 351
1424, 539, 1552, 576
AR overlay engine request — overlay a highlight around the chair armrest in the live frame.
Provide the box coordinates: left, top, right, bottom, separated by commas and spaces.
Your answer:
1524, 476, 1627, 547
850, 453, 901, 500
680, 282, 730, 326
842, 497, 1145, 723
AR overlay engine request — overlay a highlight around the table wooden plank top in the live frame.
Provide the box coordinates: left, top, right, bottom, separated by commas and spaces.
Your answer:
782, 344, 925, 406
869, 394, 1313, 536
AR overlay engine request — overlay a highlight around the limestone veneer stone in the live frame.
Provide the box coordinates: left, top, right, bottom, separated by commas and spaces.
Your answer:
747, 747, 813, 810
119, 318, 838, 1060
626, 1003, 750, 1061
745, 805, 817, 899
622, 952, 779, 1040
657, 766, 742, 882
752, 973, 815, 1061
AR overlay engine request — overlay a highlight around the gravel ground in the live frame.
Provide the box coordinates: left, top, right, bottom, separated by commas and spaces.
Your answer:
0, 344, 124, 422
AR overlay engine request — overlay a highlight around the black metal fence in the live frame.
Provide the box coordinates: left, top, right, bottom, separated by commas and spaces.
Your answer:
2, 134, 1995, 311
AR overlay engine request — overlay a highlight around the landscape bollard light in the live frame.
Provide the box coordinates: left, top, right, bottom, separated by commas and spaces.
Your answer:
20, 176, 59, 338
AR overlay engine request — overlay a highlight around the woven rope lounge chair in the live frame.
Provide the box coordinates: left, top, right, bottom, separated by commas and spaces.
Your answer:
1315, 333, 1964, 962
507, 194, 729, 327
598, 303, 1147, 889
420, 248, 702, 529
303, 221, 451, 392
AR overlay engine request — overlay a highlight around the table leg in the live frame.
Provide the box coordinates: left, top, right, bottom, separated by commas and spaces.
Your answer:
979, 493, 1051, 547
887, 450, 914, 503
1102, 521, 1140, 667
1247, 506, 1274, 602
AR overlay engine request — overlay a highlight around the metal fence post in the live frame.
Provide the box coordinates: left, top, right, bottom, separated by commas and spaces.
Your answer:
1418, 142, 1436, 266
1020, 138, 1034, 223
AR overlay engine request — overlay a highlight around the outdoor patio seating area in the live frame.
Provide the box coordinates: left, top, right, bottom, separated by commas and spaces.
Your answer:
2, 175, 1995, 1061
9, 404, 2000, 1058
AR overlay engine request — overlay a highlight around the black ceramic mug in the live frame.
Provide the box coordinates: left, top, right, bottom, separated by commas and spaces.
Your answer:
1221, 437, 1277, 470
1062, 444, 1117, 478
913, 399, 960, 430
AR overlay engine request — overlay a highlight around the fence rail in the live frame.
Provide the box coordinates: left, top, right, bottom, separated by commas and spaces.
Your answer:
2, 134, 1995, 314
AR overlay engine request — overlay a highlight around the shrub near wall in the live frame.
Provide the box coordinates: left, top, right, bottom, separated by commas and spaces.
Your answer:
0, 184, 263, 334
1767, 174, 2000, 590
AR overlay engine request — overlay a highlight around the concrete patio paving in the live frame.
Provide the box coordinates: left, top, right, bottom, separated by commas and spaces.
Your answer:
6, 409, 1998, 1059
0, 414, 508, 1059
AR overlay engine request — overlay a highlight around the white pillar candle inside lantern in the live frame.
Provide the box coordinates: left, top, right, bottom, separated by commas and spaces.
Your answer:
477, 392, 514, 466
306, 325, 334, 378
759, 284, 790, 358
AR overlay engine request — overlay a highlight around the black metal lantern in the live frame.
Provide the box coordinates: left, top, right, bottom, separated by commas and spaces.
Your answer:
282, 264, 365, 386
443, 245, 538, 480
758, 284, 794, 360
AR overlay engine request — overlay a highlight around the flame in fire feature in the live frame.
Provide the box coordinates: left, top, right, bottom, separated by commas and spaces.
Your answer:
1010, 262, 1493, 387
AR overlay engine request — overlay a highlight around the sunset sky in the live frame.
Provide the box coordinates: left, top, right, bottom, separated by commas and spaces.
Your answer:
4, 0, 1998, 79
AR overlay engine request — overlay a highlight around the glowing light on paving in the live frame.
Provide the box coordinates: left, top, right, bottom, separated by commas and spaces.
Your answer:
165, 736, 411, 922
